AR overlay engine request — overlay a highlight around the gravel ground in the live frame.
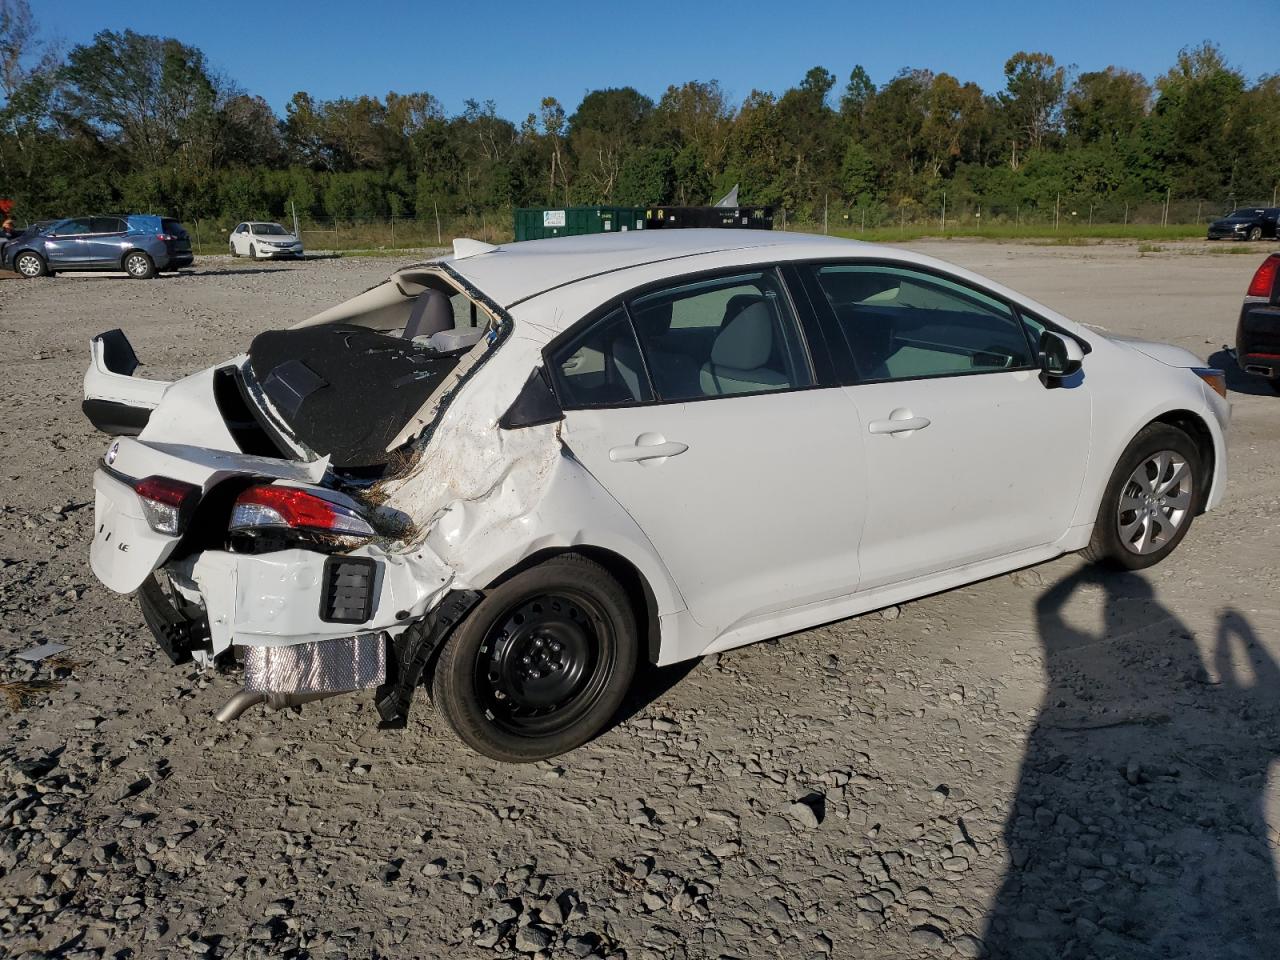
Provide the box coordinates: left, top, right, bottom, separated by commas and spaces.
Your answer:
2, 240, 1279, 960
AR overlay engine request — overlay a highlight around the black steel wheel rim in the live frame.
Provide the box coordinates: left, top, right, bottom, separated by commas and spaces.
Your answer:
474, 591, 614, 736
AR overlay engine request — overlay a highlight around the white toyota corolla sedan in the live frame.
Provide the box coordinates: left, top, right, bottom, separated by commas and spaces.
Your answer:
82, 230, 1229, 761
228, 221, 304, 259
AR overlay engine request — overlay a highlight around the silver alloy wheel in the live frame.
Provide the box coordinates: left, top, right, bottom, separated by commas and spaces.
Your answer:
16, 253, 42, 277
126, 253, 150, 277
1117, 450, 1194, 555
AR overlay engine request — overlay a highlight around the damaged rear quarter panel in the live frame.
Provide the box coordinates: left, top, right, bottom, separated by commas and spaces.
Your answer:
370, 308, 690, 628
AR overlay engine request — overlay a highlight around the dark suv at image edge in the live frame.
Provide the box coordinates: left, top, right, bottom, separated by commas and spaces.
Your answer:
2, 215, 194, 279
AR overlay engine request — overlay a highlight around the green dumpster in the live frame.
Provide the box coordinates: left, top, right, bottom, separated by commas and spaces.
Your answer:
514, 206, 646, 241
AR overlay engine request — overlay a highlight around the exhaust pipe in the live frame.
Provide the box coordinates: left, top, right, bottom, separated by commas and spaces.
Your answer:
215, 690, 338, 722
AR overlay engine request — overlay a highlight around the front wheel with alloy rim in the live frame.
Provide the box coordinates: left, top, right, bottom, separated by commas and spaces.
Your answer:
14, 251, 46, 278
1248, 227, 1263, 241
431, 554, 638, 762
1083, 423, 1202, 570
124, 251, 156, 279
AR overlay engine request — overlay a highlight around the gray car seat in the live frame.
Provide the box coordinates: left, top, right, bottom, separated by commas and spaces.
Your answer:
403, 288, 453, 341
613, 301, 702, 400
699, 301, 790, 395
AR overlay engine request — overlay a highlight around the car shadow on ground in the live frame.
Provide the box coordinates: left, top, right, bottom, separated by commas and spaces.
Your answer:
983, 565, 1280, 959
1209, 348, 1278, 398
601, 657, 701, 737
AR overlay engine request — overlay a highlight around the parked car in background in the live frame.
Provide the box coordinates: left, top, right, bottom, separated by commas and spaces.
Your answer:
81, 230, 1229, 762
1206, 207, 1280, 241
229, 221, 303, 259
2, 215, 193, 278
1235, 253, 1280, 392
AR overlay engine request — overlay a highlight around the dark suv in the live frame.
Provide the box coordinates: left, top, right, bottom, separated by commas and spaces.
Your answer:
1236, 253, 1280, 392
2, 215, 194, 279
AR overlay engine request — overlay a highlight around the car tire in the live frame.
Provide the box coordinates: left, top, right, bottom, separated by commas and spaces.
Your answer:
1248, 227, 1263, 241
1082, 423, 1202, 570
229, 242, 237, 258
123, 251, 156, 279
248, 244, 257, 260
431, 554, 639, 762
14, 251, 46, 278
1267, 376, 1280, 395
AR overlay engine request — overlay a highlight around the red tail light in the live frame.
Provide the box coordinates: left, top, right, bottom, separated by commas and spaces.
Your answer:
133, 475, 200, 535
1247, 255, 1279, 298
156, 233, 174, 241
230, 484, 374, 537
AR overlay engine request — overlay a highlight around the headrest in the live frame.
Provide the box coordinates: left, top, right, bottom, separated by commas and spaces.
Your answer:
404, 288, 453, 340
632, 300, 673, 338
820, 270, 898, 304
711, 301, 774, 370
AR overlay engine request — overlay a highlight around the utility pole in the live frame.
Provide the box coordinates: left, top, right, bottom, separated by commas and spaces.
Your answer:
823, 193, 829, 235
940, 192, 946, 233
1088, 202, 1093, 227
433, 201, 442, 245
1162, 187, 1170, 227
1054, 193, 1059, 231
1123, 201, 1128, 225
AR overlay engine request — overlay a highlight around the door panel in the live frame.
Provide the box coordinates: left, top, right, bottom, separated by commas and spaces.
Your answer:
43, 218, 92, 267
83, 217, 127, 267
561, 390, 866, 633
847, 369, 1090, 590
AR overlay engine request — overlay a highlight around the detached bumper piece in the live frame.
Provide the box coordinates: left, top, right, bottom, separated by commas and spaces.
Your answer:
243, 633, 386, 694
376, 589, 483, 727
137, 575, 210, 664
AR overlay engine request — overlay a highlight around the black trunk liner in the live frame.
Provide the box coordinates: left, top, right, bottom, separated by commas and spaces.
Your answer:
247, 323, 461, 468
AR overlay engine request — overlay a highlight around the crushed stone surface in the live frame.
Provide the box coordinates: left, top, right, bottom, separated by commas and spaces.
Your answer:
2, 242, 1279, 959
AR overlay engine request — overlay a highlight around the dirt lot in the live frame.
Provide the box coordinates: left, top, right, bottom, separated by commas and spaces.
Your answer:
2, 240, 1279, 960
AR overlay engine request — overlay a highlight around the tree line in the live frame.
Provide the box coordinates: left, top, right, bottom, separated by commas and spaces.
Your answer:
1, 0, 1277, 228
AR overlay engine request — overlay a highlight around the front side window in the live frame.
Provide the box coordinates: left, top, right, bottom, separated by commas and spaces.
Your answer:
55, 218, 91, 236
627, 269, 814, 400
809, 264, 1034, 382
550, 308, 653, 408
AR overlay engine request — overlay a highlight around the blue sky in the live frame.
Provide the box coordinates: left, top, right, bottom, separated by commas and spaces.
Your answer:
45, 0, 1278, 117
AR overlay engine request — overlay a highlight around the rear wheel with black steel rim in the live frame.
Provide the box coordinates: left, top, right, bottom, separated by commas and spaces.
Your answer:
1083, 423, 1202, 570
431, 554, 638, 762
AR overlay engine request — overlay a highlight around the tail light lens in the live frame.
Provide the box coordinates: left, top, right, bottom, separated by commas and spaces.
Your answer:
133, 476, 201, 535
156, 233, 175, 241
1247, 255, 1279, 299
230, 484, 374, 537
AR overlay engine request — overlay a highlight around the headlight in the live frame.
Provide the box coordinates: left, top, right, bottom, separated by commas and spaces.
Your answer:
1191, 367, 1227, 399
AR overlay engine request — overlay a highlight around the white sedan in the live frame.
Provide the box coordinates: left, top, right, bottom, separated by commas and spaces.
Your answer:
81, 230, 1228, 761
229, 221, 303, 259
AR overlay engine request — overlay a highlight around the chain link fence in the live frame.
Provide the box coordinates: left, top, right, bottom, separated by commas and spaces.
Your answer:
182, 195, 1280, 255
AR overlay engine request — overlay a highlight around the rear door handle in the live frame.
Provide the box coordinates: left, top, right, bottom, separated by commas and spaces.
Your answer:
609, 434, 689, 463
868, 415, 931, 435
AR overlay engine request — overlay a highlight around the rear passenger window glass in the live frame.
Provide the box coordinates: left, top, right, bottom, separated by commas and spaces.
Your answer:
551, 308, 653, 408
810, 265, 1034, 382
90, 217, 123, 233
627, 270, 814, 400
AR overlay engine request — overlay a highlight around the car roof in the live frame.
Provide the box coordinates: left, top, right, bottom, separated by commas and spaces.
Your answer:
443, 229, 876, 308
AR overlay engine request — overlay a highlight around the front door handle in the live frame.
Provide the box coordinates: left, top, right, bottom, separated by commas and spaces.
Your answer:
868, 412, 931, 435
609, 433, 689, 463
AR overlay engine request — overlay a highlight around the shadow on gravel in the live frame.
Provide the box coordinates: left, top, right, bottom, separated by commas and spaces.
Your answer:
1209, 348, 1278, 398
984, 566, 1280, 959
602, 658, 701, 736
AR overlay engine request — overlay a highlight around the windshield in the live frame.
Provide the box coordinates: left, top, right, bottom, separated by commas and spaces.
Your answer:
1228, 209, 1261, 219
252, 223, 288, 235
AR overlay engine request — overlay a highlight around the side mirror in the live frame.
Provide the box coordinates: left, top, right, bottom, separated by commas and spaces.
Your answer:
1039, 330, 1084, 381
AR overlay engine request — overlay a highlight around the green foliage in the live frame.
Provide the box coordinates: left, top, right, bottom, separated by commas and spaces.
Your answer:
0, 7, 1275, 230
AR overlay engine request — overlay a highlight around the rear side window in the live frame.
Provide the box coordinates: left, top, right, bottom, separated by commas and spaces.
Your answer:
550, 308, 653, 408
626, 269, 814, 401
90, 217, 125, 233
809, 264, 1035, 382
